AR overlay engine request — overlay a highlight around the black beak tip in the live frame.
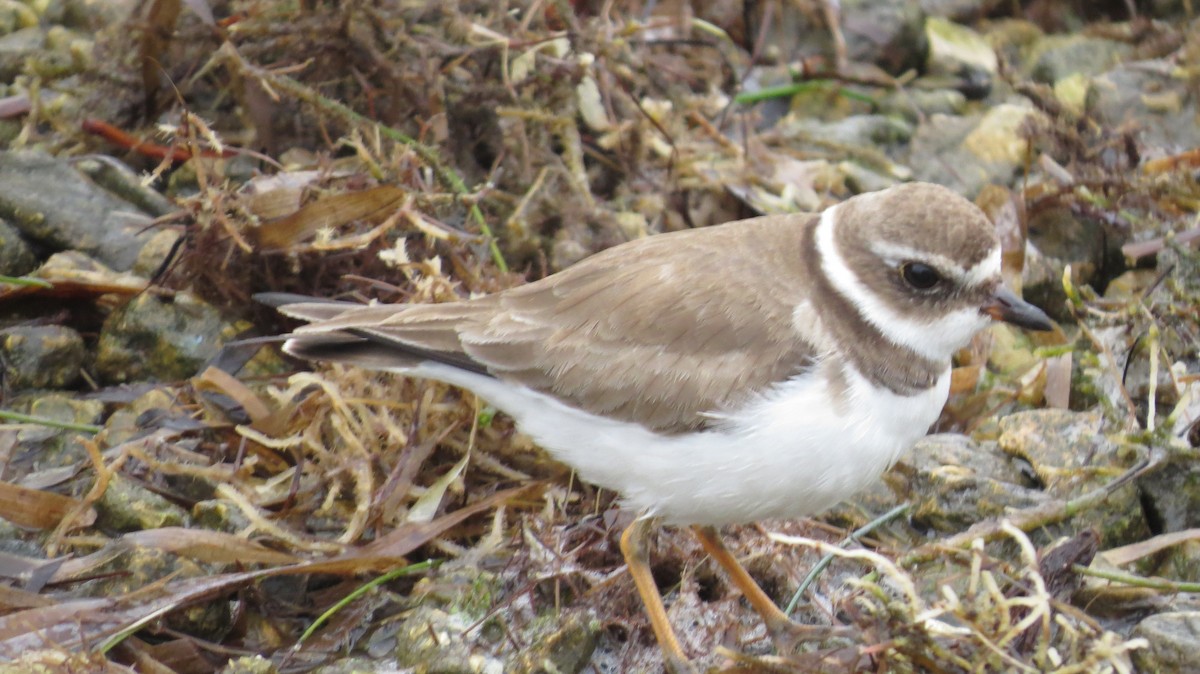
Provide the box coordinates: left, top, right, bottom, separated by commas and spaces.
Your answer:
985, 288, 1054, 332
1014, 309, 1055, 332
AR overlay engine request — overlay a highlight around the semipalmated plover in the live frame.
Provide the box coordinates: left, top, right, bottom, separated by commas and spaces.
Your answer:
261, 181, 1053, 673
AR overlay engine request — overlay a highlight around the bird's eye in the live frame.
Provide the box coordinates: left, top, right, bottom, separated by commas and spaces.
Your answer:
900, 262, 941, 290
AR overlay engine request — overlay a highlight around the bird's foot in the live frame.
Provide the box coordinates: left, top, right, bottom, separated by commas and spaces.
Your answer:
664, 653, 700, 674
765, 617, 855, 655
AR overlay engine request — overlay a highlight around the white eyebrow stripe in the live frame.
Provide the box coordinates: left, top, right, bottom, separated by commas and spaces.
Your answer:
963, 247, 1001, 287
868, 241, 1001, 288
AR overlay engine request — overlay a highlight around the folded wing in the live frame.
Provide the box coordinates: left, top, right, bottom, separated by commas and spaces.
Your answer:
272, 216, 820, 433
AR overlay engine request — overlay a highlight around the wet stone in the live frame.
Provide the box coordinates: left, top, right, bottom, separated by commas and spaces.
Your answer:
72, 155, 176, 218
908, 103, 1039, 197
779, 114, 914, 151
1028, 35, 1131, 84
12, 393, 103, 467
0, 151, 157, 271
889, 433, 1047, 533
0, 217, 37, 276
511, 611, 600, 674
998, 409, 1149, 546
876, 87, 967, 121
0, 324, 85, 389
1089, 64, 1200, 151
131, 228, 182, 278
1131, 611, 1200, 672
1137, 451, 1200, 533
840, 0, 926, 74
76, 544, 227, 638
920, 0, 989, 20
95, 292, 241, 384
925, 16, 998, 83
394, 605, 500, 674
217, 656, 277, 674
95, 475, 189, 532
192, 499, 252, 533
0, 27, 45, 81
1153, 539, 1200, 584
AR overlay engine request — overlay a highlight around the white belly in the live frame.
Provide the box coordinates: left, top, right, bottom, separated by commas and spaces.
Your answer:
408, 361, 951, 525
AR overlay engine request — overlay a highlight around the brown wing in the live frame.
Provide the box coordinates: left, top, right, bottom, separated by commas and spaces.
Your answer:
280, 214, 821, 433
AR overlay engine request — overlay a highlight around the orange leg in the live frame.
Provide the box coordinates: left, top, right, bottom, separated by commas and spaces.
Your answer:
691, 525, 846, 652
620, 518, 698, 674
691, 525, 793, 636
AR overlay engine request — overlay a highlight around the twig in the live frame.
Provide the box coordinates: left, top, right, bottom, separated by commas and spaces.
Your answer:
1074, 564, 1200, 593
0, 409, 101, 433
784, 503, 910, 616
900, 456, 1157, 567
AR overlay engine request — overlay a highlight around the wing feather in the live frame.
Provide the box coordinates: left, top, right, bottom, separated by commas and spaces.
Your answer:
274, 214, 823, 433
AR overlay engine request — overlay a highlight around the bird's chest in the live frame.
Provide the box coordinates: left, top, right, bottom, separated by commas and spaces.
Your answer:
681, 361, 951, 522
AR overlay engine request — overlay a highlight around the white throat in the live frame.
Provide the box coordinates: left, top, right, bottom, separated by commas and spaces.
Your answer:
815, 206, 993, 362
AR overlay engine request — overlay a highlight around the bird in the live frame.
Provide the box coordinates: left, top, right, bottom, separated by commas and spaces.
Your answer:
259, 181, 1053, 673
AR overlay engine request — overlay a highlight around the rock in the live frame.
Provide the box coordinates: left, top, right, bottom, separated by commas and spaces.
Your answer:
876, 87, 967, 121
1089, 64, 1200, 151
1103, 269, 1160, 302
920, 0, 989, 20
1053, 72, 1091, 117
925, 16, 997, 86
72, 155, 176, 218
311, 659, 394, 674
11, 393, 103, 467
779, 114, 914, 150
1153, 539, 1200, 584
840, 0, 927, 74
745, 1, 925, 76
95, 292, 243, 384
0, 325, 85, 389
1139, 452, 1200, 533
25, 250, 146, 295
95, 475, 189, 532
192, 499, 252, 533
888, 433, 1047, 533
0, 152, 157, 271
0, 217, 37, 276
75, 543, 228, 638
1145, 0, 1190, 18
394, 605, 495, 674
511, 611, 600, 674
131, 228, 182, 279
908, 103, 1040, 196
0, 26, 44, 81
217, 656, 277, 674
0, 1, 38, 34
96, 387, 178, 447
0, 651, 110, 673
982, 18, 1045, 73
998, 409, 1150, 546
962, 102, 1037, 166
986, 323, 1043, 377
1028, 35, 1132, 84
1022, 243, 1077, 323
1131, 612, 1200, 672
26, 25, 88, 78
51, 0, 140, 31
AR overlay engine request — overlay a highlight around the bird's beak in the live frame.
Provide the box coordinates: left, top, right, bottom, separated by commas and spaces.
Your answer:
982, 286, 1054, 331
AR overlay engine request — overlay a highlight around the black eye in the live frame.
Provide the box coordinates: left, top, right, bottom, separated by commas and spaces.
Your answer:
900, 262, 941, 290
